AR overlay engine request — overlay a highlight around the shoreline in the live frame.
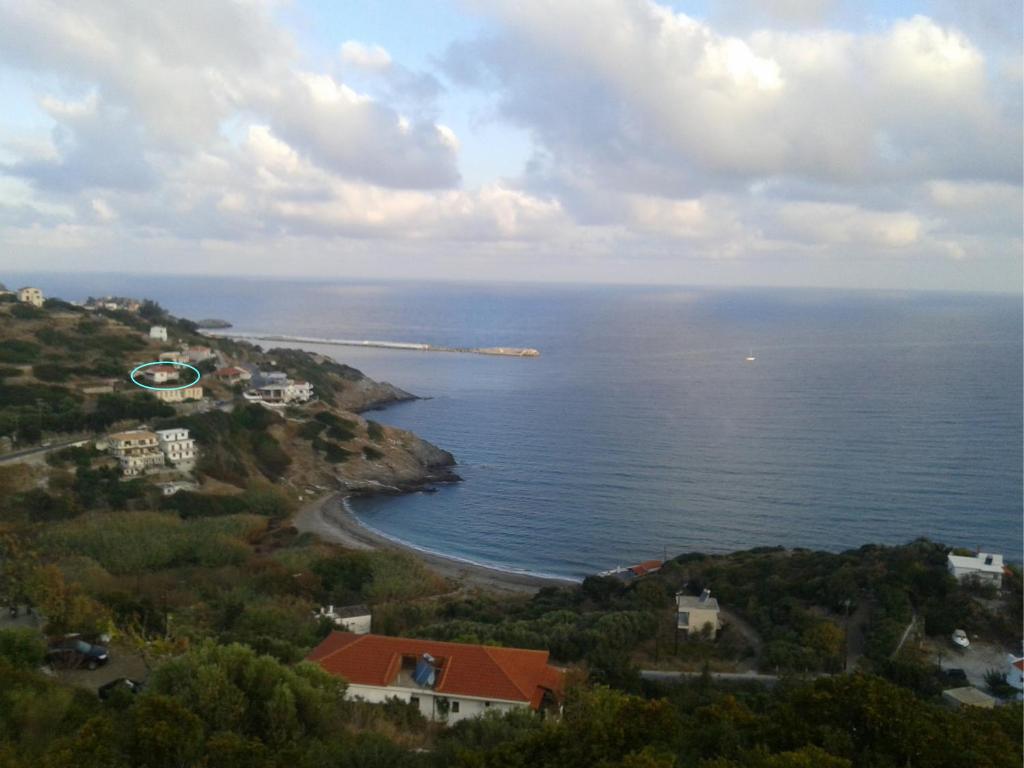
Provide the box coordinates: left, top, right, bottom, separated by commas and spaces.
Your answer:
291, 493, 580, 594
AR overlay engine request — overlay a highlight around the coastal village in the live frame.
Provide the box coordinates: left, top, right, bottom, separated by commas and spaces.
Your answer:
0, 287, 1020, 765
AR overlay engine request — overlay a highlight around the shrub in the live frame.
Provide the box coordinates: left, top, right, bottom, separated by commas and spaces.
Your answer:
322, 442, 351, 463
362, 446, 384, 461
366, 420, 385, 442
0, 340, 40, 363
0, 629, 46, 669
40, 512, 265, 574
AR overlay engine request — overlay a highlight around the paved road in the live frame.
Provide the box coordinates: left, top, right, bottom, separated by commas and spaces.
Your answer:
642, 670, 782, 685
641, 669, 830, 686
0, 436, 89, 465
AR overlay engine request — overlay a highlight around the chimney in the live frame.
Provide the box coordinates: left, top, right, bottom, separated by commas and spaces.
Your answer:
700, 589, 711, 603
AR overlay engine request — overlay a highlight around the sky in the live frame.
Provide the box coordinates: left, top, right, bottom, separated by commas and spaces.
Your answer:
0, 0, 1020, 291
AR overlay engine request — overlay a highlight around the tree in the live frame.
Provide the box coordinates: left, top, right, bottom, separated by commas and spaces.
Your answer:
0, 630, 46, 670
126, 696, 204, 768
146, 641, 346, 749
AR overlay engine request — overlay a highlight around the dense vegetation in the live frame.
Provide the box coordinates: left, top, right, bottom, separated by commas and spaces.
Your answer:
0, 640, 1019, 767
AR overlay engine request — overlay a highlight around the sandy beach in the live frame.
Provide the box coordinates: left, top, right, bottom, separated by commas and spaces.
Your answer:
291, 493, 580, 594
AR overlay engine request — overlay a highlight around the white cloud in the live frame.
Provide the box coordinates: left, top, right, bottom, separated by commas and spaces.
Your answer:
0, 0, 1019, 289
340, 41, 393, 72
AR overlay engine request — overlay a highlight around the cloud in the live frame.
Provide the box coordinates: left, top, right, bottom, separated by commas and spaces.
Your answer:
0, 0, 1019, 289
0, 0, 459, 190
340, 41, 393, 72
448, 3, 1019, 189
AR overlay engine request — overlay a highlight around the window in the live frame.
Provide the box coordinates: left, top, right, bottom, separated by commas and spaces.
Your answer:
483, 701, 491, 708
678, 611, 689, 627
409, 696, 419, 709
451, 701, 460, 713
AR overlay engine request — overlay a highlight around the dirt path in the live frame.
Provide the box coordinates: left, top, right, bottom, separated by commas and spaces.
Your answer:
719, 608, 763, 662
291, 493, 579, 595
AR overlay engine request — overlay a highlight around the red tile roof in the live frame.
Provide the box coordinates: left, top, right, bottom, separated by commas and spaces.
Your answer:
306, 632, 564, 706
630, 559, 663, 576
1013, 658, 1024, 672
215, 367, 246, 377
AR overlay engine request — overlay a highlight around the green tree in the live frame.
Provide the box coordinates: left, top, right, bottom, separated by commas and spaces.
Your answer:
146, 641, 346, 749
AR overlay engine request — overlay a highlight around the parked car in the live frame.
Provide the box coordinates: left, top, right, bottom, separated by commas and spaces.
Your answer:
45, 638, 110, 670
941, 667, 968, 685
951, 629, 970, 649
98, 678, 144, 700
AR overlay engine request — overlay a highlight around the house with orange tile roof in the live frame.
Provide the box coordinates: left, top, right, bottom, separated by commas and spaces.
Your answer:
306, 632, 564, 723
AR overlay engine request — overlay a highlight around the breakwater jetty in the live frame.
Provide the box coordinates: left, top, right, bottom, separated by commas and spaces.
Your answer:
210, 332, 540, 358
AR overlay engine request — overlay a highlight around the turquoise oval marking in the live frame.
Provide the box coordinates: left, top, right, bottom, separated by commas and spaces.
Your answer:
129, 361, 202, 391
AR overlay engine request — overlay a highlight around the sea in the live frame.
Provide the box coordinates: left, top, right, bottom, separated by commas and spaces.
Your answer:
21, 274, 1024, 580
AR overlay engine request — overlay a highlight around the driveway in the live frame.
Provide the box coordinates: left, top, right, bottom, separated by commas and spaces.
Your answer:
932, 638, 1010, 689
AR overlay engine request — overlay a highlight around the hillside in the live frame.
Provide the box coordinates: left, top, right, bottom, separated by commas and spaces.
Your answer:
0, 294, 456, 497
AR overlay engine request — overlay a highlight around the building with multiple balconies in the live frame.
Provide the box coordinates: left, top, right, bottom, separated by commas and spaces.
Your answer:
156, 428, 197, 467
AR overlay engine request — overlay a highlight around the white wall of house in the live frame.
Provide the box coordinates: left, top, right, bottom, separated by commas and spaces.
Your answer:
677, 607, 720, 636
346, 684, 523, 724
337, 615, 372, 635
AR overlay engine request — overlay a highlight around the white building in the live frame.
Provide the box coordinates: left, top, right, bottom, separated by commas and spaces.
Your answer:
249, 371, 314, 404
17, 287, 44, 307
307, 632, 564, 724
149, 325, 168, 341
676, 589, 721, 638
286, 380, 314, 403
315, 605, 372, 634
156, 428, 196, 466
1007, 656, 1024, 696
142, 365, 180, 385
184, 345, 215, 363
947, 551, 1004, 589
108, 429, 164, 476
155, 385, 203, 404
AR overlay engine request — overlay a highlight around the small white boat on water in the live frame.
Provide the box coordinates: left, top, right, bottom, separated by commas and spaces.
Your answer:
745, 350, 756, 362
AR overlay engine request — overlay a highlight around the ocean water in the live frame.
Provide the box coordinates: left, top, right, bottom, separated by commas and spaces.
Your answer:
24, 275, 1024, 579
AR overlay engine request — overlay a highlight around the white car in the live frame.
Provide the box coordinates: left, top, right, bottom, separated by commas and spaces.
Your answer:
951, 629, 970, 649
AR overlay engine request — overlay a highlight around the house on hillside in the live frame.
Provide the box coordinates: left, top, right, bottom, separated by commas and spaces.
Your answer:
107, 430, 164, 476
155, 385, 203, 403
213, 366, 251, 385
159, 351, 186, 363
306, 632, 564, 723
184, 345, 215, 363
598, 559, 663, 583
156, 428, 196, 467
676, 589, 721, 638
149, 325, 168, 341
315, 605, 372, 634
142, 365, 180, 385
947, 551, 1004, 589
247, 371, 314, 404
17, 287, 44, 307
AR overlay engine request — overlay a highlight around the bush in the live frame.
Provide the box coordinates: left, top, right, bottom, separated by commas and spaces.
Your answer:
985, 669, 1018, 699
366, 420, 385, 442
298, 420, 326, 440
0, 629, 46, 670
9, 304, 42, 320
362, 446, 384, 461
0, 340, 41, 363
40, 512, 265, 574
322, 441, 351, 463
